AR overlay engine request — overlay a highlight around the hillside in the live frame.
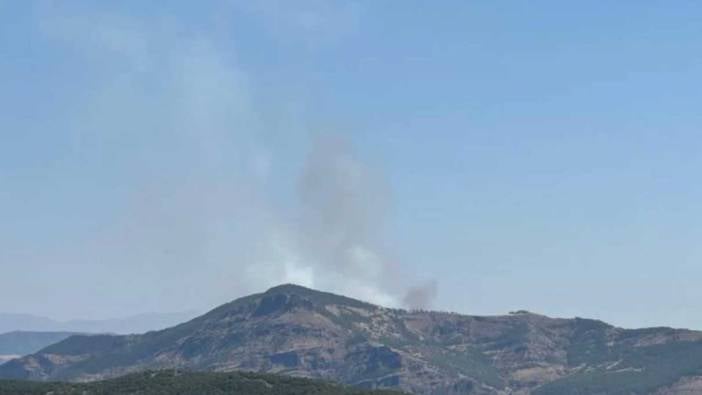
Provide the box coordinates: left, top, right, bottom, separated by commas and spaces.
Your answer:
0, 369, 403, 395
0, 331, 76, 356
2, 284, 702, 394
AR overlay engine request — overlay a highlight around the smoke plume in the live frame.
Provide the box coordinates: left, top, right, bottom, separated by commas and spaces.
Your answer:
247, 134, 438, 308
6, 2, 438, 318
292, 135, 396, 305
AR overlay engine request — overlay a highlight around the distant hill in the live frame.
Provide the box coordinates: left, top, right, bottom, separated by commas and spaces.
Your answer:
0, 369, 403, 395
0, 356, 17, 366
0, 311, 198, 335
2, 284, 702, 394
0, 331, 76, 356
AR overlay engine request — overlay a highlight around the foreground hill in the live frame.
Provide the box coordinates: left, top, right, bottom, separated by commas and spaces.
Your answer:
0, 369, 402, 395
2, 284, 702, 394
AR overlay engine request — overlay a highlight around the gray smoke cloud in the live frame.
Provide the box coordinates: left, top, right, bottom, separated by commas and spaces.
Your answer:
294, 135, 397, 305
403, 280, 439, 310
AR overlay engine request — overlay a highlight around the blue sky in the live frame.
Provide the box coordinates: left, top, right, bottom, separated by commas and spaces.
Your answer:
2, 1, 702, 329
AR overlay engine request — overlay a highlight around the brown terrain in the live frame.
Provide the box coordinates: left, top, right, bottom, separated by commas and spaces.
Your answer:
1, 284, 702, 394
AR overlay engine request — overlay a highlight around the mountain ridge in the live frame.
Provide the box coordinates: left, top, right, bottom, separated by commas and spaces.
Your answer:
2, 284, 702, 394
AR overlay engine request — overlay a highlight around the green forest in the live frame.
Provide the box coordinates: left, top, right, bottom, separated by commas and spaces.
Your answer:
0, 370, 404, 395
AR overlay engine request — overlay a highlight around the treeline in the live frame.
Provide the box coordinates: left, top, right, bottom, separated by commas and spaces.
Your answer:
0, 370, 405, 395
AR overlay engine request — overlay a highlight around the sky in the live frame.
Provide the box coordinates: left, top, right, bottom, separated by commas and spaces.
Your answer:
2, 1, 702, 330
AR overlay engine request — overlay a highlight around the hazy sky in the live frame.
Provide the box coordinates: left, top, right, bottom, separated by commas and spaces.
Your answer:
2, 1, 702, 329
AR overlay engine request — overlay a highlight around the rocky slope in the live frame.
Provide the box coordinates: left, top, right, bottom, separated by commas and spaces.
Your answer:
1, 284, 702, 394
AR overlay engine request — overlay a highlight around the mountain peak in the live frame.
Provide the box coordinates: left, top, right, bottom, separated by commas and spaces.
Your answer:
263, 283, 313, 294
261, 283, 379, 310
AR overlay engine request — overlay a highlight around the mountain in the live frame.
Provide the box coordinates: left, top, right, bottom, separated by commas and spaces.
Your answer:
2, 284, 702, 394
0, 311, 199, 335
0, 369, 404, 395
0, 331, 76, 356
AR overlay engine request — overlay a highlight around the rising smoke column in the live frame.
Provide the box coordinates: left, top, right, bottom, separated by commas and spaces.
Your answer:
262, 134, 437, 309
291, 135, 397, 306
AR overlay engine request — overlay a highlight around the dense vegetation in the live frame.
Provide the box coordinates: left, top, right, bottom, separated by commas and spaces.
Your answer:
0, 370, 404, 395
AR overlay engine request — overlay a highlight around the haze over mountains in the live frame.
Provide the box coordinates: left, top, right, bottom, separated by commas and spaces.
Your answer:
0, 312, 199, 365
2, 284, 702, 394
0, 311, 198, 335
0, 331, 76, 357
